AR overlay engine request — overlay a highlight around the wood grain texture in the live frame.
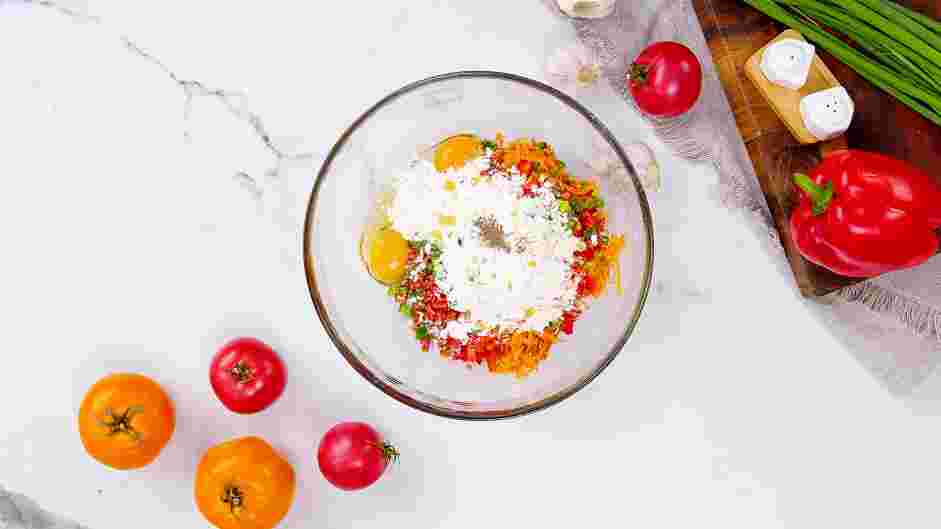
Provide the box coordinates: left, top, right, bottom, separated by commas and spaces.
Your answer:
693, 0, 941, 296
744, 30, 841, 144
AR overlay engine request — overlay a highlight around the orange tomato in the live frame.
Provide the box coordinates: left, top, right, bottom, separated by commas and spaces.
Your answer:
195, 436, 296, 529
78, 373, 175, 470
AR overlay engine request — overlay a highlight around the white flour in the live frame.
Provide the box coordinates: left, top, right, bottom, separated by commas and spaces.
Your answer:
387, 154, 582, 341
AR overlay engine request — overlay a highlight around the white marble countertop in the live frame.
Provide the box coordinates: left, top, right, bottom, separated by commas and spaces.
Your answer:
5, 1, 941, 527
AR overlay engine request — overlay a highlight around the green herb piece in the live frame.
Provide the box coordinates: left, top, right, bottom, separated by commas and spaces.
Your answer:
426, 243, 443, 263
571, 197, 587, 213
567, 217, 581, 234
558, 200, 572, 214
415, 325, 430, 340
400, 304, 412, 317
481, 139, 497, 151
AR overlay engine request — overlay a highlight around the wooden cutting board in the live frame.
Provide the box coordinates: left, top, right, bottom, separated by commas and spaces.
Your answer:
692, 0, 941, 297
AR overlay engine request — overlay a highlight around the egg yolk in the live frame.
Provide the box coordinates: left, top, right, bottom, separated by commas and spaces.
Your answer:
434, 135, 482, 172
364, 228, 410, 285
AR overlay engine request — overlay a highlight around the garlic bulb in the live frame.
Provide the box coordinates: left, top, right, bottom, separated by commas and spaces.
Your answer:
555, 0, 615, 19
800, 86, 855, 141
760, 38, 815, 90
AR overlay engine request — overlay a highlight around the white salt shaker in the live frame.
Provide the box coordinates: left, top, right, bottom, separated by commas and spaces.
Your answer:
555, 0, 615, 18
800, 86, 855, 141
760, 38, 815, 90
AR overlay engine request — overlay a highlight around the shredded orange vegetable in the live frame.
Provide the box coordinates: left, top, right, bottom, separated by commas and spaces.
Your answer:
584, 235, 625, 297
488, 330, 558, 378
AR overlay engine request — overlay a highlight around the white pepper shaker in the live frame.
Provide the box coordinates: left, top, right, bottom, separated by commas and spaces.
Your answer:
760, 38, 815, 90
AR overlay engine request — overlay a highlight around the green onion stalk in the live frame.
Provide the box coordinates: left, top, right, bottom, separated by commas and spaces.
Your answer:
743, 0, 941, 127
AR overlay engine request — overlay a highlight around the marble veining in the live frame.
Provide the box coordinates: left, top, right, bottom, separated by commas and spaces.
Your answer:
6, 1, 941, 528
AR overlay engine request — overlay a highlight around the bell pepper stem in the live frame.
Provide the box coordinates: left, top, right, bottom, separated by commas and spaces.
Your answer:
793, 173, 834, 215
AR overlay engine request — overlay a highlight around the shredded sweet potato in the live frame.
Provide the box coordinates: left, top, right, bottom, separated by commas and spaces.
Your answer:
488, 330, 557, 378
584, 235, 625, 297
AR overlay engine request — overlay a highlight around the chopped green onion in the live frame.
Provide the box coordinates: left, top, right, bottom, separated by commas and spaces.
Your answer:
415, 325, 429, 340
558, 200, 572, 214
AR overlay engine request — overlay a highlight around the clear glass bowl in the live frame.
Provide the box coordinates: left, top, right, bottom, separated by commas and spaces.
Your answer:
304, 72, 653, 419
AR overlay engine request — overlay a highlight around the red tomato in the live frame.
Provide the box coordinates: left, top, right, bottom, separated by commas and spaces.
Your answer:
629, 42, 702, 118
209, 337, 287, 415
317, 422, 398, 491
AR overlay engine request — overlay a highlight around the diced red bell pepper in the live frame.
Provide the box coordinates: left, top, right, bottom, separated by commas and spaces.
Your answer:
517, 159, 533, 176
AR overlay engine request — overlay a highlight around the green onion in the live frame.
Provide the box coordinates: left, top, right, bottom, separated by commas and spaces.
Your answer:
558, 200, 572, 214
744, 0, 941, 126
854, 0, 941, 45
888, 1, 941, 37
792, 2, 941, 93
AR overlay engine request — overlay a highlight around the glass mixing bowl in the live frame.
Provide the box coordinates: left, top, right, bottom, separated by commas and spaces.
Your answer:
304, 72, 653, 419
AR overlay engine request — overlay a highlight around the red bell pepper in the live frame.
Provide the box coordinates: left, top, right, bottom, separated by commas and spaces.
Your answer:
790, 150, 941, 278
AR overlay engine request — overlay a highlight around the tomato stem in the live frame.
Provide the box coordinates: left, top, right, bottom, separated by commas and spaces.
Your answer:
370, 441, 400, 464
221, 485, 244, 517
629, 63, 649, 85
230, 361, 254, 383
99, 406, 143, 441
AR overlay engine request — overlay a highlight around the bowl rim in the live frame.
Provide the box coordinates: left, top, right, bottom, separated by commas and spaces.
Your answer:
303, 70, 654, 420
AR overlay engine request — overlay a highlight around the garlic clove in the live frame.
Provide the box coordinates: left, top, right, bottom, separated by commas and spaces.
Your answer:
760, 38, 815, 90
624, 141, 661, 192
799, 86, 855, 141
555, 0, 615, 19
